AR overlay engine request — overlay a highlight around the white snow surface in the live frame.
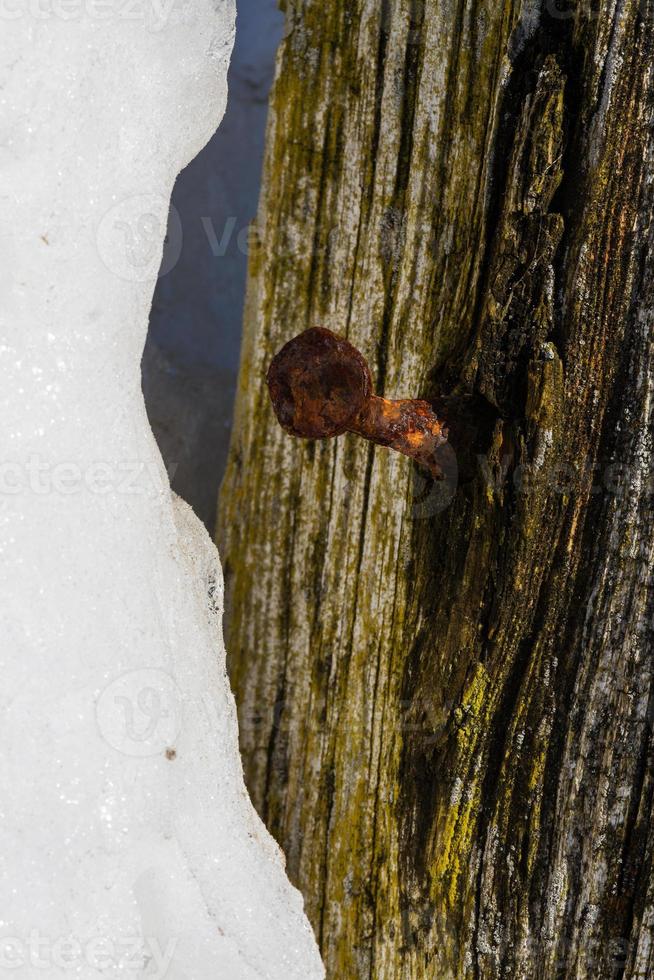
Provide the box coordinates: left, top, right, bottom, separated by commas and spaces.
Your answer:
0, 9, 324, 979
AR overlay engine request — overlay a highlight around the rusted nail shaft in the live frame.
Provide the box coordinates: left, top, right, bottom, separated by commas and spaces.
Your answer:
267, 328, 448, 477
349, 394, 447, 475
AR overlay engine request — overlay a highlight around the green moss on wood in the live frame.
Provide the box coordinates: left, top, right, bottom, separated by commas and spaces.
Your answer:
218, 1, 654, 976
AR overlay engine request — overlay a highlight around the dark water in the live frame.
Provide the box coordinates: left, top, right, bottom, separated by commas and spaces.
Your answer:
143, 0, 284, 532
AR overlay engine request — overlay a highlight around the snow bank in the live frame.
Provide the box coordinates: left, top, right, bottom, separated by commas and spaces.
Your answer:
0, 8, 323, 978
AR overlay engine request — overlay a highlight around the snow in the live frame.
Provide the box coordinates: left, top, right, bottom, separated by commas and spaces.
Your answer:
0, 9, 323, 979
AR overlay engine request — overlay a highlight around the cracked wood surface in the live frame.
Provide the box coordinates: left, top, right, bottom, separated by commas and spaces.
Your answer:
217, 0, 654, 975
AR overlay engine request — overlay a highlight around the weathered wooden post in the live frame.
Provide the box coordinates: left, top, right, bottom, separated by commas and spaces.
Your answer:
218, 1, 654, 975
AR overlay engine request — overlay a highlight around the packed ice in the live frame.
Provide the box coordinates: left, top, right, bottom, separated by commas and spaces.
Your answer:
0, 7, 323, 978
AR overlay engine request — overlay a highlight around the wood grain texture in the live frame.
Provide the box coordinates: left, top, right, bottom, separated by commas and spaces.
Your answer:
217, 0, 654, 975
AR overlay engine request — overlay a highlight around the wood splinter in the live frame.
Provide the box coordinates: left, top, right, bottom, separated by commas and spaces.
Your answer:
267, 327, 448, 477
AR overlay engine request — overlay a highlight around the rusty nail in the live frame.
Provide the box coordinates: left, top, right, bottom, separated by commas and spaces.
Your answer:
267, 327, 448, 477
